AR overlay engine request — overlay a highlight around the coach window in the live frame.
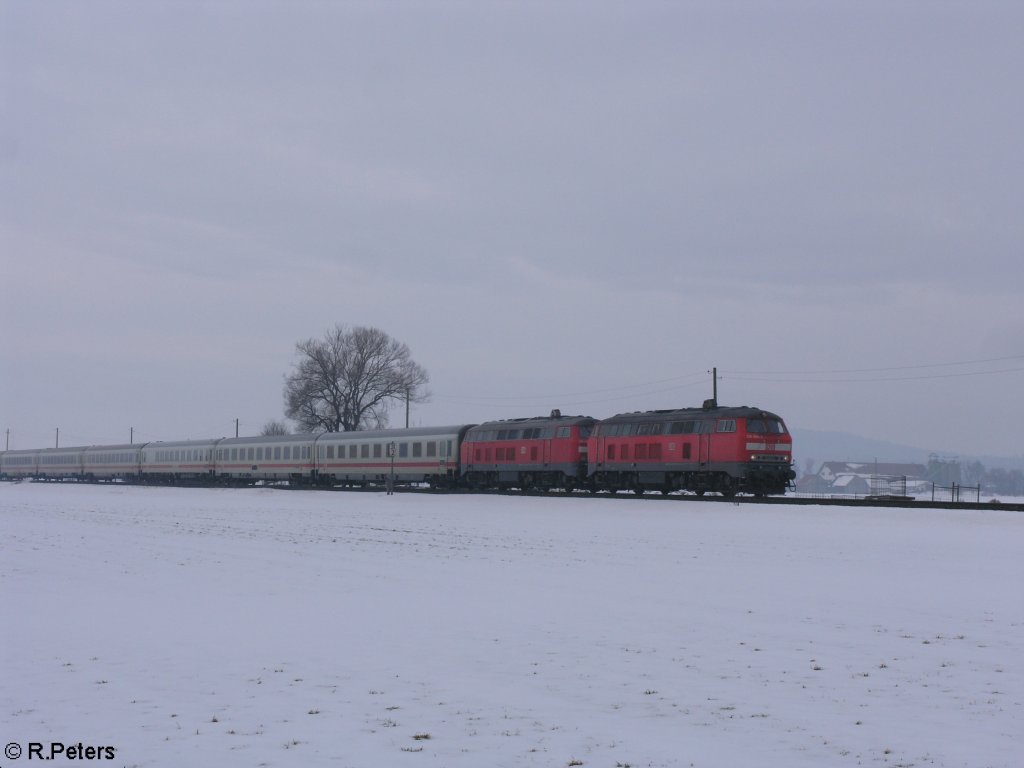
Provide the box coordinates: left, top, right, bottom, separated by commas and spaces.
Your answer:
361, 444, 369, 458
345, 444, 355, 459
373, 443, 382, 458
274, 447, 281, 460
426, 441, 437, 457
413, 443, 422, 458
399, 443, 408, 458
247, 448, 254, 460
324, 445, 332, 459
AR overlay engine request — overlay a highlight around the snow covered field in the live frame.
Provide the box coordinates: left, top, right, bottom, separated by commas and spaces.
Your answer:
3, 483, 1021, 768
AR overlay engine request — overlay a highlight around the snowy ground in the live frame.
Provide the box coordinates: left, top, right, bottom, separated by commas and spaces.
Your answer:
2, 483, 1021, 768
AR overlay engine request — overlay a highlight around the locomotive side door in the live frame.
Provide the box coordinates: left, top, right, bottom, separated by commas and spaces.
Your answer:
698, 421, 712, 466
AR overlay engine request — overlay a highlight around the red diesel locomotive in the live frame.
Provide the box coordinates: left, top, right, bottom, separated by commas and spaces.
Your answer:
587, 403, 793, 496
460, 410, 596, 491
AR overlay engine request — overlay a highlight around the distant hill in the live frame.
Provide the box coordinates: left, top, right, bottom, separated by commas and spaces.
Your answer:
790, 428, 1024, 475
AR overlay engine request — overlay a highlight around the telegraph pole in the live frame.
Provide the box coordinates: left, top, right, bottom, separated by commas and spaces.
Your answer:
130, 427, 134, 445
55, 427, 59, 448
235, 418, 239, 438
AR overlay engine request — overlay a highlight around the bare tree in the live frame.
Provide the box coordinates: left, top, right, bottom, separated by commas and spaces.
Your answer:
283, 325, 430, 433
261, 420, 290, 436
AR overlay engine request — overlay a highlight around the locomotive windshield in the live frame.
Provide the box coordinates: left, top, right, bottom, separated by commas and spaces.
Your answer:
747, 418, 787, 434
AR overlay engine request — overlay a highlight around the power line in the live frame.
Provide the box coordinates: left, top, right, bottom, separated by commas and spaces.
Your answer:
729, 354, 1024, 376
434, 372, 710, 407
727, 366, 1024, 384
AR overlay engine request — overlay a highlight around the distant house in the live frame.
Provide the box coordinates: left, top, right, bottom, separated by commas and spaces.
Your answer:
830, 474, 871, 495
816, 462, 927, 484
796, 461, 928, 497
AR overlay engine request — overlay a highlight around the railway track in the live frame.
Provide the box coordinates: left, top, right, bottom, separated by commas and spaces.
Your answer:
300, 482, 1024, 512
7, 477, 1022, 512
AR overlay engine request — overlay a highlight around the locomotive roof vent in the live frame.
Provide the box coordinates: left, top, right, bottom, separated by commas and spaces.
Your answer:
702, 398, 718, 410
550, 409, 561, 418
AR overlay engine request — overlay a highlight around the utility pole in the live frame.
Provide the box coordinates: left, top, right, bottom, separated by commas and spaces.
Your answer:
5, 429, 9, 450
130, 427, 134, 445
55, 427, 59, 448
405, 387, 410, 429
235, 418, 239, 438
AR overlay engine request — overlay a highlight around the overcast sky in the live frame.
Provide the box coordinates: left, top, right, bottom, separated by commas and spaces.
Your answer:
2, 1, 1022, 458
